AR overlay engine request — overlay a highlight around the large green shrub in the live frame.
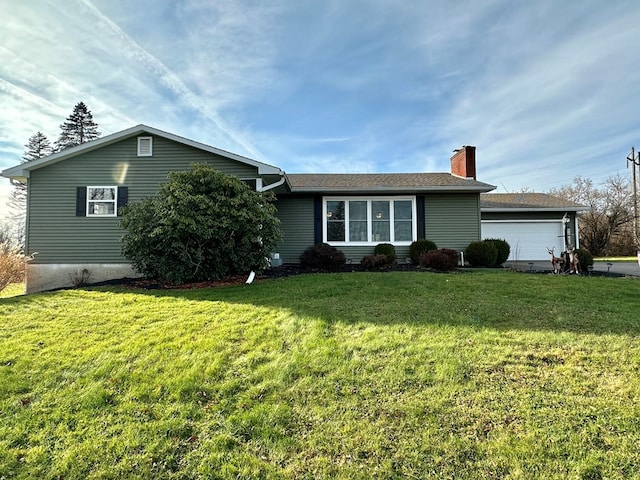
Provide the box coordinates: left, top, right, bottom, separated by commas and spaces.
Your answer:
575, 248, 594, 274
465, 240, 498, 267
484, 238, 511, 266
374, 243, 396, 262
409, 239, 437, 265
120, 164, 281, 284
420, 248, 459, 271
300, 243, 346, 271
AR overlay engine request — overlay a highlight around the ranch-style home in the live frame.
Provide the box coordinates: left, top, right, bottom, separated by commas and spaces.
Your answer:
2, 124, 571, 293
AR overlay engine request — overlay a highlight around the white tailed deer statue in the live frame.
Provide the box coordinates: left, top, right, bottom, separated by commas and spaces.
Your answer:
567, 247, 580, 274
546, 247, 565, 274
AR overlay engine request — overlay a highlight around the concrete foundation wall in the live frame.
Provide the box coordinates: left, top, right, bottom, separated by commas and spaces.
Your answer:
26, 263, 142, 294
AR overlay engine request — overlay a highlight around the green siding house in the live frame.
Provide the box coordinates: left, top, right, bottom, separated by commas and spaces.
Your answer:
2, 125, 495, 293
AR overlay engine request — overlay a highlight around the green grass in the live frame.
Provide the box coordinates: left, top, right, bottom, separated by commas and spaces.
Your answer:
1, 271, 640, 479
0, 283, 24, 299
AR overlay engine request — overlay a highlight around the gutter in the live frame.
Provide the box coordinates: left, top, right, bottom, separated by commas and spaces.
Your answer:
260, 175, 286, 192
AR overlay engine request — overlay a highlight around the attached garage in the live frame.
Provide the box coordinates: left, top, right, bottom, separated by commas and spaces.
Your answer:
481, 193, 588, 261
482, 220, 564, 261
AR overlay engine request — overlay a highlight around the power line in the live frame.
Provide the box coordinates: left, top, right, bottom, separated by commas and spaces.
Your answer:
627, 147, 640, 247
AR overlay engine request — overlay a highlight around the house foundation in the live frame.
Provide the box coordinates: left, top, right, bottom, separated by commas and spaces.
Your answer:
25, 263, 142, 294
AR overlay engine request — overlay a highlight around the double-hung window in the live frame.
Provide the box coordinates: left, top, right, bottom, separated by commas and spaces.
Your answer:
324, 197, 416, 245
87, 186, 117, 217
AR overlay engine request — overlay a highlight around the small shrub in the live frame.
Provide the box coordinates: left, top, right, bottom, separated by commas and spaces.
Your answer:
420, 248, 459, 271
69, 268, 92, 287
575, 248, 593, 274
0, 243, 30, 292
484, 238, 510, 266
300, 243, 346, 271
465, 240, 497, 267
373, 243, 396, 262
361, 253, 396, 270
409, 239, 437, 265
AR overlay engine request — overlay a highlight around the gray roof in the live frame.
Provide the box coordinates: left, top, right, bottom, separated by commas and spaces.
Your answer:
286, 173, 496, 193
1, 124, 284, 179
481, 193, 588, 211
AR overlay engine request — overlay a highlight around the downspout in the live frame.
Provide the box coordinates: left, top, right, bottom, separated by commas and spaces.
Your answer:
259, 175, 286, 192
574, 214, 580, 249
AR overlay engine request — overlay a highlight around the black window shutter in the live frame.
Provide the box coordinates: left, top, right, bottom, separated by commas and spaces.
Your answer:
313, 195, 323, 244
417, 196, 425, 239
117, 186, 129, 215
76, 187, 87, 217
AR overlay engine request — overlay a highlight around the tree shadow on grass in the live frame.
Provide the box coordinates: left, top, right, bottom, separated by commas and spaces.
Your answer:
76, 270, 640, 337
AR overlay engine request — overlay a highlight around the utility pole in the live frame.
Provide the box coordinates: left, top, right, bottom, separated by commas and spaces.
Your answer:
627, 147, 640, 261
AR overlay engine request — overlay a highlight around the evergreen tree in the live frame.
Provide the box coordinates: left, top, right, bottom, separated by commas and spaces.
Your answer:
54, 101, 100, 152
8, 132, 52, 247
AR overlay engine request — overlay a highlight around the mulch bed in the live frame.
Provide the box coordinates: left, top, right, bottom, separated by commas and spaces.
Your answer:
91, 263, 623, 291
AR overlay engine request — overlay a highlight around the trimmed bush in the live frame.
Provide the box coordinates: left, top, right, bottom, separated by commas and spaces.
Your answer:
575, 248, 593, 274
484, 238, 511, 266
374, 243, 396, 262
361, 254, 395, 270
409, 239, 437, 265
420, 248, 459, 271
465, 240, 498, 267
300, 243, 346, 271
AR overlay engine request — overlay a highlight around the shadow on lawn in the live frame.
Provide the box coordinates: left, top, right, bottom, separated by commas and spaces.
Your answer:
84, 269, 640, 337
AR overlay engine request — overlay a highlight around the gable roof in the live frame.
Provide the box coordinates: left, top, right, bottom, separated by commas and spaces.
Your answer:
286, 173, 495, 193
481, 193, 588, 212
1, 124, 283, 179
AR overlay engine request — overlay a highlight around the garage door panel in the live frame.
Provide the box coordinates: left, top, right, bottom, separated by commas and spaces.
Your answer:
482, 222, 564, 261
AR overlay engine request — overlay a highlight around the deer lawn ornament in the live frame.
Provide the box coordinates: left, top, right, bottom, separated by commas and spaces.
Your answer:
567, 247, 580, 274
546, 247, 565, 274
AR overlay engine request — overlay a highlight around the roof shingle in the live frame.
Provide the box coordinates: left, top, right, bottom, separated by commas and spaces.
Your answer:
481, 193, 588, 211
286, 173, 495, 193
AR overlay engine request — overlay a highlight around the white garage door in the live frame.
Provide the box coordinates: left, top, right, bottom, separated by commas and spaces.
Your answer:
481, 221, 564, 261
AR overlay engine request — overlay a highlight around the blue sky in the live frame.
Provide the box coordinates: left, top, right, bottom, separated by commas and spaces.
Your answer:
1, 0, 639, 218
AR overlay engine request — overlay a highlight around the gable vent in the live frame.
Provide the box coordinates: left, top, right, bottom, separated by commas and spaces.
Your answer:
137, 136, 153, 156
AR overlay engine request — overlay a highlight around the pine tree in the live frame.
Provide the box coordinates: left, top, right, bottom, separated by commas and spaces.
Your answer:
54, 101, 100, 152
8, 132, 52, 247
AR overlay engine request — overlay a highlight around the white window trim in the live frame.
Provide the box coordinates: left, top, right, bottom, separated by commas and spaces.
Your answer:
137, 136, 153, 156
87, 186, 118, 217
323, 196, 417, 246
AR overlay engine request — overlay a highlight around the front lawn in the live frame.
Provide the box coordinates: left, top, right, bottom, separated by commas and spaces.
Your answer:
1, 271, 639, 479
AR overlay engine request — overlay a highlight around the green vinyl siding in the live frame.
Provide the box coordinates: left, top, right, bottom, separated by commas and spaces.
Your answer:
26, 135, 259, 263
336, 245, 411, 264
425, 193, 481, 250
274, 196, 315, 264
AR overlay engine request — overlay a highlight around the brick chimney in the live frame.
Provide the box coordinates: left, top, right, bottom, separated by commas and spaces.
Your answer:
450, 145, 476, 179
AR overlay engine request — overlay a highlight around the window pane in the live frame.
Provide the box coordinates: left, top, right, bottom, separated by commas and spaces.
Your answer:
372, 201, 389, 220
89, 187, 115, 201
394, 201, 412, 220
328, 223, 345, 241
327, 201, 345, 241
372, 201, 390, 241
349, 201, 367, 220
89, 202, 115, 215
326, 201, 345, 220
394, 221, 412, 241
349, 221, 367, 241
348, 201, 367, 241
